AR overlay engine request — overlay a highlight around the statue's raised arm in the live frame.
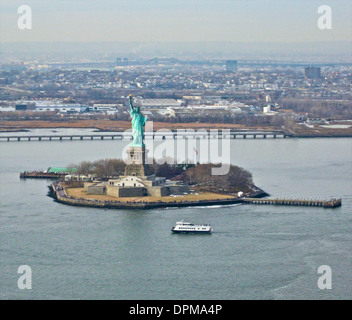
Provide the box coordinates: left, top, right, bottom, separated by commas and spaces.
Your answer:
128, 94, 135, 114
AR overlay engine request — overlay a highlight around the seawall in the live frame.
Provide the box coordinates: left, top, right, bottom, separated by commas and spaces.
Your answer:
49, 182, 340, 210
49, 182, 254, 209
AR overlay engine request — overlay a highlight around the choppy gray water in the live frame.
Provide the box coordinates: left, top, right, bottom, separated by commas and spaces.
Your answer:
0, 138, 351, 299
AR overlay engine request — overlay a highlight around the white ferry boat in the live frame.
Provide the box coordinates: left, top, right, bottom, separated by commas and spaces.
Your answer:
171, 221, 213, 234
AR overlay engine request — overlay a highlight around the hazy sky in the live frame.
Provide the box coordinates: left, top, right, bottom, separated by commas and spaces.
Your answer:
1, 0, 351, 43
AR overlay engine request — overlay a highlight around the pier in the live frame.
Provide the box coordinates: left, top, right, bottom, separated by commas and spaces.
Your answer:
242, 197, 342, 208
0, 131, 289, 142
20, 171, 66, 179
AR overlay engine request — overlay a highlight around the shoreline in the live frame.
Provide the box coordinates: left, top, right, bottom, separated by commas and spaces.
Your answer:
2, 131, 351, 140
48, 182, 341, 209
49, 182, 269, 210
1, 120, 351, 138
2, 128, 352, 139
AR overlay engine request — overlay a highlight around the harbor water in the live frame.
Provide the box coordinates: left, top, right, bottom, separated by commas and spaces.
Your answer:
0, 137, 351, 299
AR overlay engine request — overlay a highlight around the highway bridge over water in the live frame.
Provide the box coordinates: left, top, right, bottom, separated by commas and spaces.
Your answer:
0, 131, 289, 142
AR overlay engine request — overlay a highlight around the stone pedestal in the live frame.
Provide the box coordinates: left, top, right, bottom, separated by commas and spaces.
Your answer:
124, 146, 147, 177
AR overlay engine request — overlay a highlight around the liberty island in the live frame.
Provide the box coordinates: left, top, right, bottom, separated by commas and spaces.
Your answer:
47, 95, 269, 208
46, 96, 340, 210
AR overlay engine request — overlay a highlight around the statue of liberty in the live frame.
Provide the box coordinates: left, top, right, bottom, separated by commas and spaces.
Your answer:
128, 94, 147, 147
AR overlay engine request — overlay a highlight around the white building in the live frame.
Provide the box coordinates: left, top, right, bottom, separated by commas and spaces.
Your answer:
16, 100, 86, 113
0, 106, 15, 112
263, 105, 271, 113
156, 107, 175, 117
34, 103, 85, 113
139, 99, 183, 109
89, 104, 120, 114
263, 104, 277, 114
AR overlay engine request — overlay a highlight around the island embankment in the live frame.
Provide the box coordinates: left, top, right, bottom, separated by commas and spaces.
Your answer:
48, 182, 341, 209
48, 181, 268, 209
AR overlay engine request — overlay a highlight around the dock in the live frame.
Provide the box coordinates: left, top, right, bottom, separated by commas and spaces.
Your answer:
20, 171, 66, 179
242, 197, 342, 208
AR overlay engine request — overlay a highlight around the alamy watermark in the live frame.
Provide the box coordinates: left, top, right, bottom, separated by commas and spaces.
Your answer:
15, 264, 333, 291
317, 265, 332, 290
17, 5, 32, 30
317, 5, 332, 30
17, 265, 32, 290
122, 121, 231, 176
16, 4, 332, 31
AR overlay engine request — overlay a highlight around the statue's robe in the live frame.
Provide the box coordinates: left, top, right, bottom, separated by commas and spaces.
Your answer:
130, 108, 146, 147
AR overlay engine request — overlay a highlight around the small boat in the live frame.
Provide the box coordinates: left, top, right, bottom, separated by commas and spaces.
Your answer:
171, 220, 213, 234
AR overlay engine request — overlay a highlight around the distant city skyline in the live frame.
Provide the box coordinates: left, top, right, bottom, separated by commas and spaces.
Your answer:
1, 0, 351, 43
